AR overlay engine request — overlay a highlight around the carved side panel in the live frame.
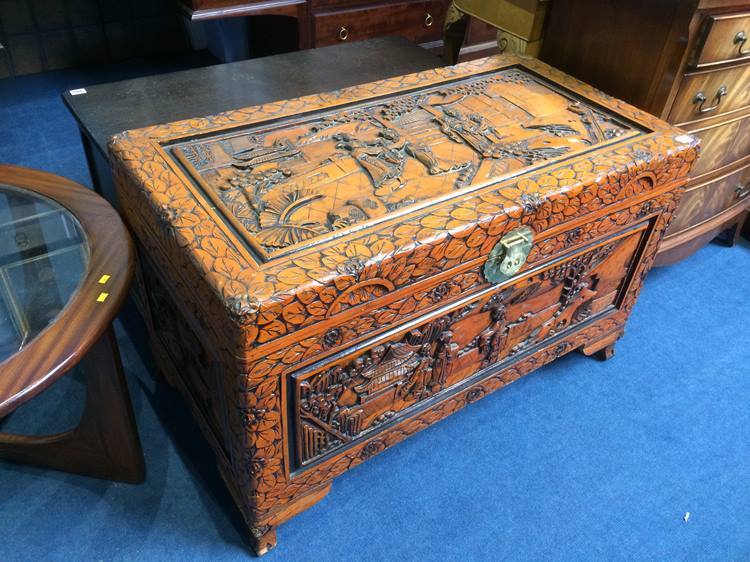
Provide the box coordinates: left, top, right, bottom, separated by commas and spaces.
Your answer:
141, 258, 226, 442
292, 224, 647, 468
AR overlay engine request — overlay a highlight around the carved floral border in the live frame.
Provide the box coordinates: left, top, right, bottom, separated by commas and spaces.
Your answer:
109, 53, 695, 537
110, 54, 698, 359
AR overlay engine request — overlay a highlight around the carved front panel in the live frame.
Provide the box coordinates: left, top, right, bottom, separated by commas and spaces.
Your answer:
291, 223, 649, 469
170, 67, 639, 259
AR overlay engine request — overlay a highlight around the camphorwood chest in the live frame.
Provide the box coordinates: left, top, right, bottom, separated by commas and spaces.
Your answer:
109, 54, 698, 555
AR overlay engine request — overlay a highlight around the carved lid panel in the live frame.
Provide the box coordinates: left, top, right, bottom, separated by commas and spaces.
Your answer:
110, 55, 698, 357
169, 67, 638, 260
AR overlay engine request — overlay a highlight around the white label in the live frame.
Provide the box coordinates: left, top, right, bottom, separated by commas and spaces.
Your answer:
69, 88, 87, 96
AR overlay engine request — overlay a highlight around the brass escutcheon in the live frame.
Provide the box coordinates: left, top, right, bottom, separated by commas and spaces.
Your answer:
484, 226, 534, 284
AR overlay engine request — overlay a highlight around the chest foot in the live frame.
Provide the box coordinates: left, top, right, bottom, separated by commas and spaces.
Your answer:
249, 526, 277, 556
579, 330, 622, 362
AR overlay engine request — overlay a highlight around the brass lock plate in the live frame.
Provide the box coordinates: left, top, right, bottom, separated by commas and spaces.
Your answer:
484, 226, 534, 283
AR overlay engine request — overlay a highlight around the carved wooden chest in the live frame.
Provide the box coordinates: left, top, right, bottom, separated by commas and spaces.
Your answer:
109, 55, 698, 555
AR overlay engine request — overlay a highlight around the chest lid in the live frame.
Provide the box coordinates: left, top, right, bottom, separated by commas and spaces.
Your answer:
110, 54, 697, 356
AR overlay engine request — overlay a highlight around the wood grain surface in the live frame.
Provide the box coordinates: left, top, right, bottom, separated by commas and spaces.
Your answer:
110, 54, 697, 554
539, 0, 750, 265
0, 165, 134, 417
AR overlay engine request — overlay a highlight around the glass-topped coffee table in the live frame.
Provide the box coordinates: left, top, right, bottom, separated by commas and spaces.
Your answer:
0, 165, 144, 483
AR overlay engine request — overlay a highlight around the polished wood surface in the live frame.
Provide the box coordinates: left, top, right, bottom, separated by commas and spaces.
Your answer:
669, 157, 750, 232
688, 112, 750, 176
312, 0, 443, 46
110, 55, 697, 554
179, 0, 307, 23
179, 0, 495, 56
540, 0, 750, 265
669, 63, 750, 124
0, 165, 133, 415
692, 9, 750, 67
62, 37, 443, 206
443, 0, 549, 64
0, 327, 145, 483
0, 165, 144, 483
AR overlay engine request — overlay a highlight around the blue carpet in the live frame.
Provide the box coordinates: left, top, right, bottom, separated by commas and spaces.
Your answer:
1, 56, 749, 561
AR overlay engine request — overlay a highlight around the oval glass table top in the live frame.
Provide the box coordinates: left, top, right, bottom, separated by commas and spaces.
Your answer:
0, 183, 89, 363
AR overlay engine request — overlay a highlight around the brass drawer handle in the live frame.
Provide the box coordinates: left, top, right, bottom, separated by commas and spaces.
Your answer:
736, 182, 750, 200
693, 86, 728, 114
424, 12, 434, 27
735, 31, 750, 56
338, 26, 349, 41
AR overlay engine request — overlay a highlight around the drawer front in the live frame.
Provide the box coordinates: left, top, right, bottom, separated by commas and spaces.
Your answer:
669, 65, 750, 124
689, 114, 750, 177
291, 224, 649, 470
668, 162, 750, 233
313, 1, 444, 47
693, 11, 750, 68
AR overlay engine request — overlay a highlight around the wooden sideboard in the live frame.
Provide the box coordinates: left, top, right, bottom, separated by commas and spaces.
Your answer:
541, 0, 750, 265
179, 0, 498, 58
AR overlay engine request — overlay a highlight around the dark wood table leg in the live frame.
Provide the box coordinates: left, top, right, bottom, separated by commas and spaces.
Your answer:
443, 1, 470, 65
0, 326, 145, 483
80, 130, 103, 194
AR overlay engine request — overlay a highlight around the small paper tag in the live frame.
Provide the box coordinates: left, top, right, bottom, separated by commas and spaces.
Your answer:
69, 88, 87, 96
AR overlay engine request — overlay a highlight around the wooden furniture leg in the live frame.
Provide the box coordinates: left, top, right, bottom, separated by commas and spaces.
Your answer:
249, 526, 278, 557
579, 331, 622, 361
443, 1, 470, 65
247, 482, 332, 556
0, 326, 145, 483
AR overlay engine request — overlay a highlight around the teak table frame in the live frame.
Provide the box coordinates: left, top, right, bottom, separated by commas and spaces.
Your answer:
0, 165, 144, 483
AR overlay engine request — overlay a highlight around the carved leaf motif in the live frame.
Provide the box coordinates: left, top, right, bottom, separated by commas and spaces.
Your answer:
411, 257, 437, 277
444, 238, 467, 259
370, 239, 396, 257
276, 267, 307, 286
258, 320, 287, 342
282, 301, 307, 325
201, 237, 229, 258
420, 215, 450, 230
333, 275, 357, 291
465, 229, 487, 248
257, 302, 282, 325
214, 257, 242, 280
375, 309, 399, 324
305, 301, 327, 317
282, 345, 305, 364
319, 286, 338, 304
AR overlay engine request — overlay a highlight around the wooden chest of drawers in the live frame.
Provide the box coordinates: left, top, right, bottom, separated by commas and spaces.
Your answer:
109, 55, 696, 554
541, 0, 750, 265
179, 0, 499, 58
